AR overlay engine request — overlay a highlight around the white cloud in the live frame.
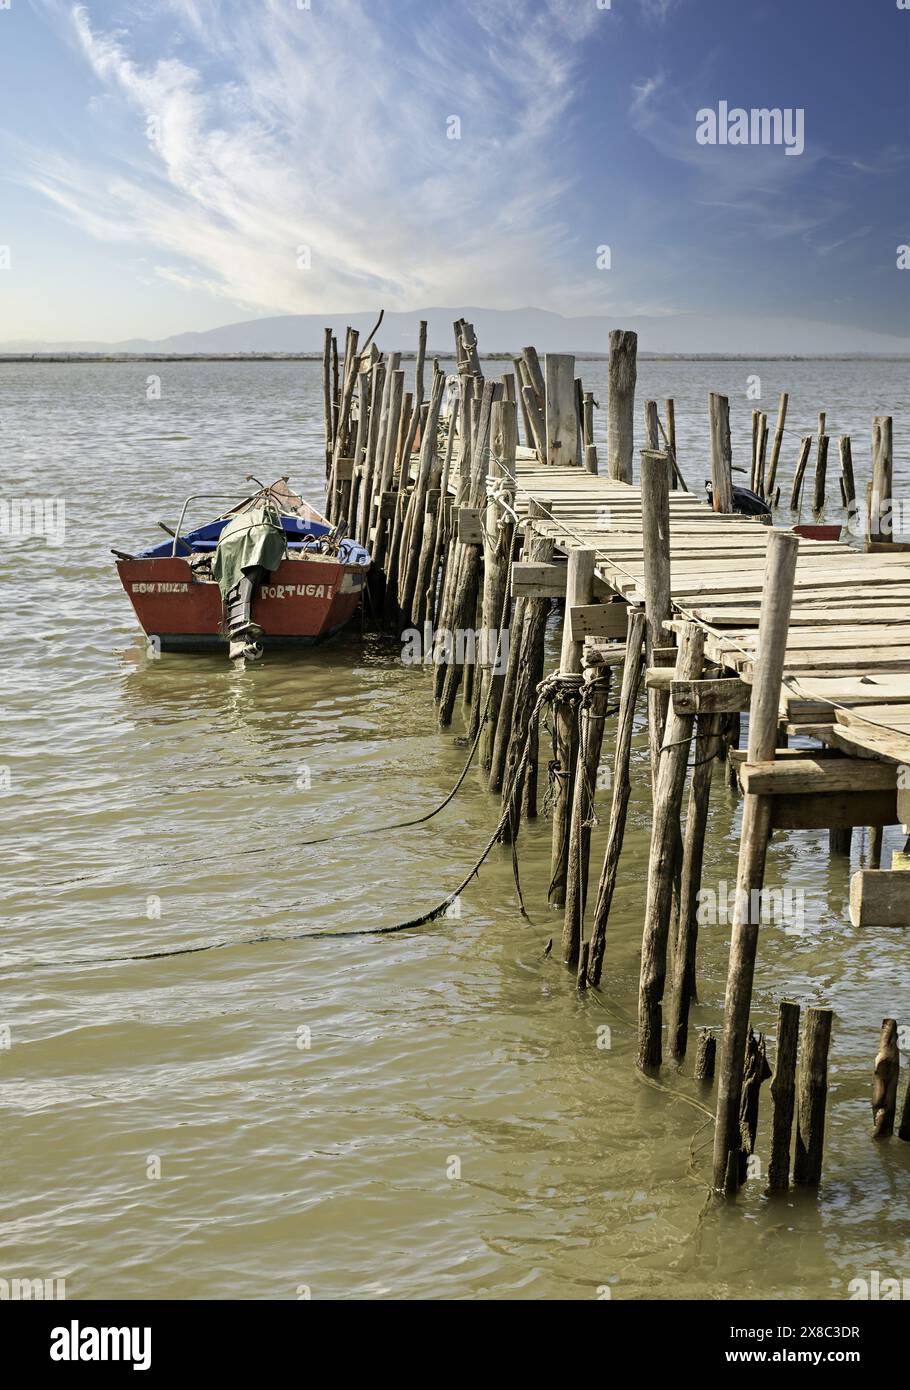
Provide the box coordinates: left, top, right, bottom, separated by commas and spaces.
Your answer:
19, 0, 601, 314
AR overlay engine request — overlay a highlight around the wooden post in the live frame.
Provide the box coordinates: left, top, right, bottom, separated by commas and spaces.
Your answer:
489, 500, 546, 792
793, 1006, 833, 1185
756, 413, 768, 498
750, 409, 761, 494
899, 1069, 910, 1142
667, 709, 722, 1059
664, 398, 677, 489
738, 1029, 771, 1183
607, 329, 637, 483
400, 320, 428, 465
813, 434, 829, 515
643, 399, 659, 451
562, 649, 612, 968
695, 1029, 717, 1081
322, 326, 334, 477
544, 354, 578, 467
499, 525, 555, 833
765, 392, 788, 499
587, 608, 646, 988
839, 435, 856, 512
867, 825, 883, 869
640, 449, 672, 788
829, 825, 852, 856
638, 621, 705, 1069
712, 529, 799, 1191
478, 400, 517, 769
549, 547, 594, 909
871, 416, 893, 543
768, 1000, 800, 1190
438, 382, 499, 727
399, 370, 446, 624
789, 436, 812, 511
356, 361, 386, 547
872, 1017, 900, 1138
708, 393, 734, 514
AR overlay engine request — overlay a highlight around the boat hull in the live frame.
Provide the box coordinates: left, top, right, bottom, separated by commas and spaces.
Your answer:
117, 554, 368, 651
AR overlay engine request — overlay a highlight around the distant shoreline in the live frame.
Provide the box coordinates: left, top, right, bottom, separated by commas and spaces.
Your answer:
2, 352, 908, 364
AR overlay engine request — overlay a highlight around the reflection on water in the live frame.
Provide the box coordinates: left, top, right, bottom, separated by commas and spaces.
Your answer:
1, 360, 909, 1299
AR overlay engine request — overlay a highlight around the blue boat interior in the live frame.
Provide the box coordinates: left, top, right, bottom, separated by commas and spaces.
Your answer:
138, 514, 370, 566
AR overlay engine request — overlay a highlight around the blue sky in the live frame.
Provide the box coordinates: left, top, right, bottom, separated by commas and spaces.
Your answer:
0, 0, 908, 344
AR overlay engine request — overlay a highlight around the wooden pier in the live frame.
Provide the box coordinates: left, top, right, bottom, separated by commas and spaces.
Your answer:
320, 315, 910, 1197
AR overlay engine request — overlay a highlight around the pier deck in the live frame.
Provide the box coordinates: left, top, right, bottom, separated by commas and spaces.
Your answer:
509, 458, 910, 765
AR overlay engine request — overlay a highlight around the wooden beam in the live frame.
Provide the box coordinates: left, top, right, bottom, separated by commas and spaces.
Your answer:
569, 603, 629, 641
738, 758, 895, 796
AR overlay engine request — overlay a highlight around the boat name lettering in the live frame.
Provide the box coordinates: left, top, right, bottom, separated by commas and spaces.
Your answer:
131, 582, 190, 594
262, 583, 332, 599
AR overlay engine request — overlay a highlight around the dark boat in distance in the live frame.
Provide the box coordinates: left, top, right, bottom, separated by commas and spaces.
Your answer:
114, 478, 371, 658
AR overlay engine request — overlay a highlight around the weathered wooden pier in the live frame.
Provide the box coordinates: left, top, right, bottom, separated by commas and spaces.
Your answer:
321, 316, 910, 1196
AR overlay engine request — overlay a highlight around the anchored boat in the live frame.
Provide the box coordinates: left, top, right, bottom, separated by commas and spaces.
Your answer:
114, 478, 371, 658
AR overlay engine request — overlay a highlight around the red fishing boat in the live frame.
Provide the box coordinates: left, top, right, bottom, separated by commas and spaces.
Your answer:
114, 478, 371, 658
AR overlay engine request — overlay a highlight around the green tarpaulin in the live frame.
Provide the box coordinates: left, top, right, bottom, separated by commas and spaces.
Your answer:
211, 506, 287, 600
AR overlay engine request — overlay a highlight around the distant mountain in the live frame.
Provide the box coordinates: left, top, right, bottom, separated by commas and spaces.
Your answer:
3, 307, 909, 357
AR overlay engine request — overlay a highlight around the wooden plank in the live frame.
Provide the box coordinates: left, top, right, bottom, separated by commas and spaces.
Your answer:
570, 602, 629, 640
849, 869, 910, 927
511, 560, 565, 598
456, 506, 483, 545
738, 758, 895, 796
671, 676, 750, 715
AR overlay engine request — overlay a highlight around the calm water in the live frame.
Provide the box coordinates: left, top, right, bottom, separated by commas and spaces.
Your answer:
1, 357, 909, 1301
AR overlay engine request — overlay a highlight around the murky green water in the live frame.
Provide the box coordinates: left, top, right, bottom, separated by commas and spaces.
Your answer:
2, 359, 909, 1300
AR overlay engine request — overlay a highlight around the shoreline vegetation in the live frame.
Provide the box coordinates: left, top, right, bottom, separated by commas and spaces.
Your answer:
1, 352, 908, 364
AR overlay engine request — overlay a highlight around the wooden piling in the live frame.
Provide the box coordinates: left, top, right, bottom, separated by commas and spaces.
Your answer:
562, 649, 612, 968
695, 1029, 717, 1081
664, 398, 677, 489
607, 330, 637, 484
738, 1029, 771, 1182
871, 1017, 900, 1138
839, 435, 856, 512
478, 399, 517, 769
768, 1000, 800, 1190
322, 326, 334, 477
765, 392, 788, 500
793, 1006, 833, 1185
545, 354, 578, 468
549, 548, 595, 908
871, 416, 893, 544
712, 529, 799, 1190
667, 709, 723, 1059
708, 393, 734, 514
640, 450, 672, 789
789, 436, 812, 511
499, 523, 555, 833
587, 608, 647, 988
813, 434, 829, 515
638, 621, 706, 1069
644, 398, 660, 452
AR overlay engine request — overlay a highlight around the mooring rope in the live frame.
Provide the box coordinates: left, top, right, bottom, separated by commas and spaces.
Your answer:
29, 681, 555, 968
29, 517, 525, 900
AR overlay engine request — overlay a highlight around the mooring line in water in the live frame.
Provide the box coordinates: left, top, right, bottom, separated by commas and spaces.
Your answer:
29, 684, 554, 970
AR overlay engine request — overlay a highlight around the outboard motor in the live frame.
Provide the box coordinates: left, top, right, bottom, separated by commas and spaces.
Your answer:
224, 567, 266, 660
705, 480, 772, 520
